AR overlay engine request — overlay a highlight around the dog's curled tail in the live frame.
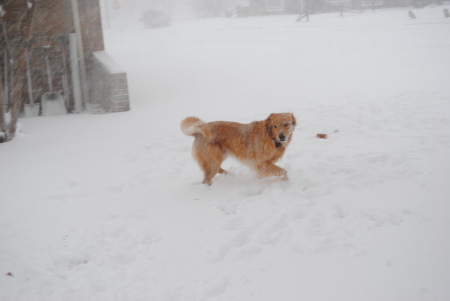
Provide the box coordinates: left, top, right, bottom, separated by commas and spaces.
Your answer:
180, 117, 212, 140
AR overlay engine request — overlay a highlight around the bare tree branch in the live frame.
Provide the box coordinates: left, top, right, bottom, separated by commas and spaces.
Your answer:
1, 0, 34, 141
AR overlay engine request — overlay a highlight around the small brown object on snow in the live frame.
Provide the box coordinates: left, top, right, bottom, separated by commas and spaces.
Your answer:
6, 272, 13, 277
316, 134, 328, 139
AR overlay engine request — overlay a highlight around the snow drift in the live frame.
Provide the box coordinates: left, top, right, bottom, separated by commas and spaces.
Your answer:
1, 6, 450, 301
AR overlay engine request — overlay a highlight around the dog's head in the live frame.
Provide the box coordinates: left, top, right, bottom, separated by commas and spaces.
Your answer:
266, 113, 296, 148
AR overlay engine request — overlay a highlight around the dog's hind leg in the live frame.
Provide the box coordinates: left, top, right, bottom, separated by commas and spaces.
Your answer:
193, 141, 224, 185
202, 169, 217, 185
204, 166, 228, 185
201, 160, 223, 186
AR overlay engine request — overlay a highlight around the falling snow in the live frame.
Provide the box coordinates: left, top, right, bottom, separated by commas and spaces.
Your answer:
1, 3, 450, 301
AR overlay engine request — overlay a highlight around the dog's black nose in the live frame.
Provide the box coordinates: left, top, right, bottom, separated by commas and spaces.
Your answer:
279, 133, 286, 141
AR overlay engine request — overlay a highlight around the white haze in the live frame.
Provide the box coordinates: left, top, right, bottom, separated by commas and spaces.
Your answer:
1, 3, 450, 301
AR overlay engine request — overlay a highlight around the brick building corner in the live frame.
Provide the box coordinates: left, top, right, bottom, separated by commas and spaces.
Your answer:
1, 0, 130, 115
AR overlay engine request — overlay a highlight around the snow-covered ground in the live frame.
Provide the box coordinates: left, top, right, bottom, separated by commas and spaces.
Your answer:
1, 6, 450, 301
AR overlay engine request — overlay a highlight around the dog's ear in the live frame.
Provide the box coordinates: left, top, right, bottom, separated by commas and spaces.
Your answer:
290, 113, 297, 128
266, 114, 274, 134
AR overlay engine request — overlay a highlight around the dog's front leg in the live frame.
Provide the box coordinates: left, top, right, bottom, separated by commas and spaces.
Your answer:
257, 162, 288, 180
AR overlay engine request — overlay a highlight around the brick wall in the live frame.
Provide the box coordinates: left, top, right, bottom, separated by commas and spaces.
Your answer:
91, 51, 130, 113
1, 0, 130, 114
78, 0, 104, 58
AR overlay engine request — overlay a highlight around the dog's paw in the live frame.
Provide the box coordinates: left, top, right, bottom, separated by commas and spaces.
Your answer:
218, 168, 228, 175
202, 179, 212, 186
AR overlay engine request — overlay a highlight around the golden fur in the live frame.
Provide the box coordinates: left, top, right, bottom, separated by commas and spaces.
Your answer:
181, 113, 296, 185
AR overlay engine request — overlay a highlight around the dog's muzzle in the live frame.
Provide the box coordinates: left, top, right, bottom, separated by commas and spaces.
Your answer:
279, 133, 286, 142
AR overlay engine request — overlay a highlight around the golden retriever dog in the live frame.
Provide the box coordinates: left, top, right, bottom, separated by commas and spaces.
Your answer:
181, 113, 296, 185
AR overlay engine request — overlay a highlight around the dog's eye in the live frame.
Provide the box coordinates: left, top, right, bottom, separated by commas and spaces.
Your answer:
274, 125, 278, 128
284, 124, 289, 127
